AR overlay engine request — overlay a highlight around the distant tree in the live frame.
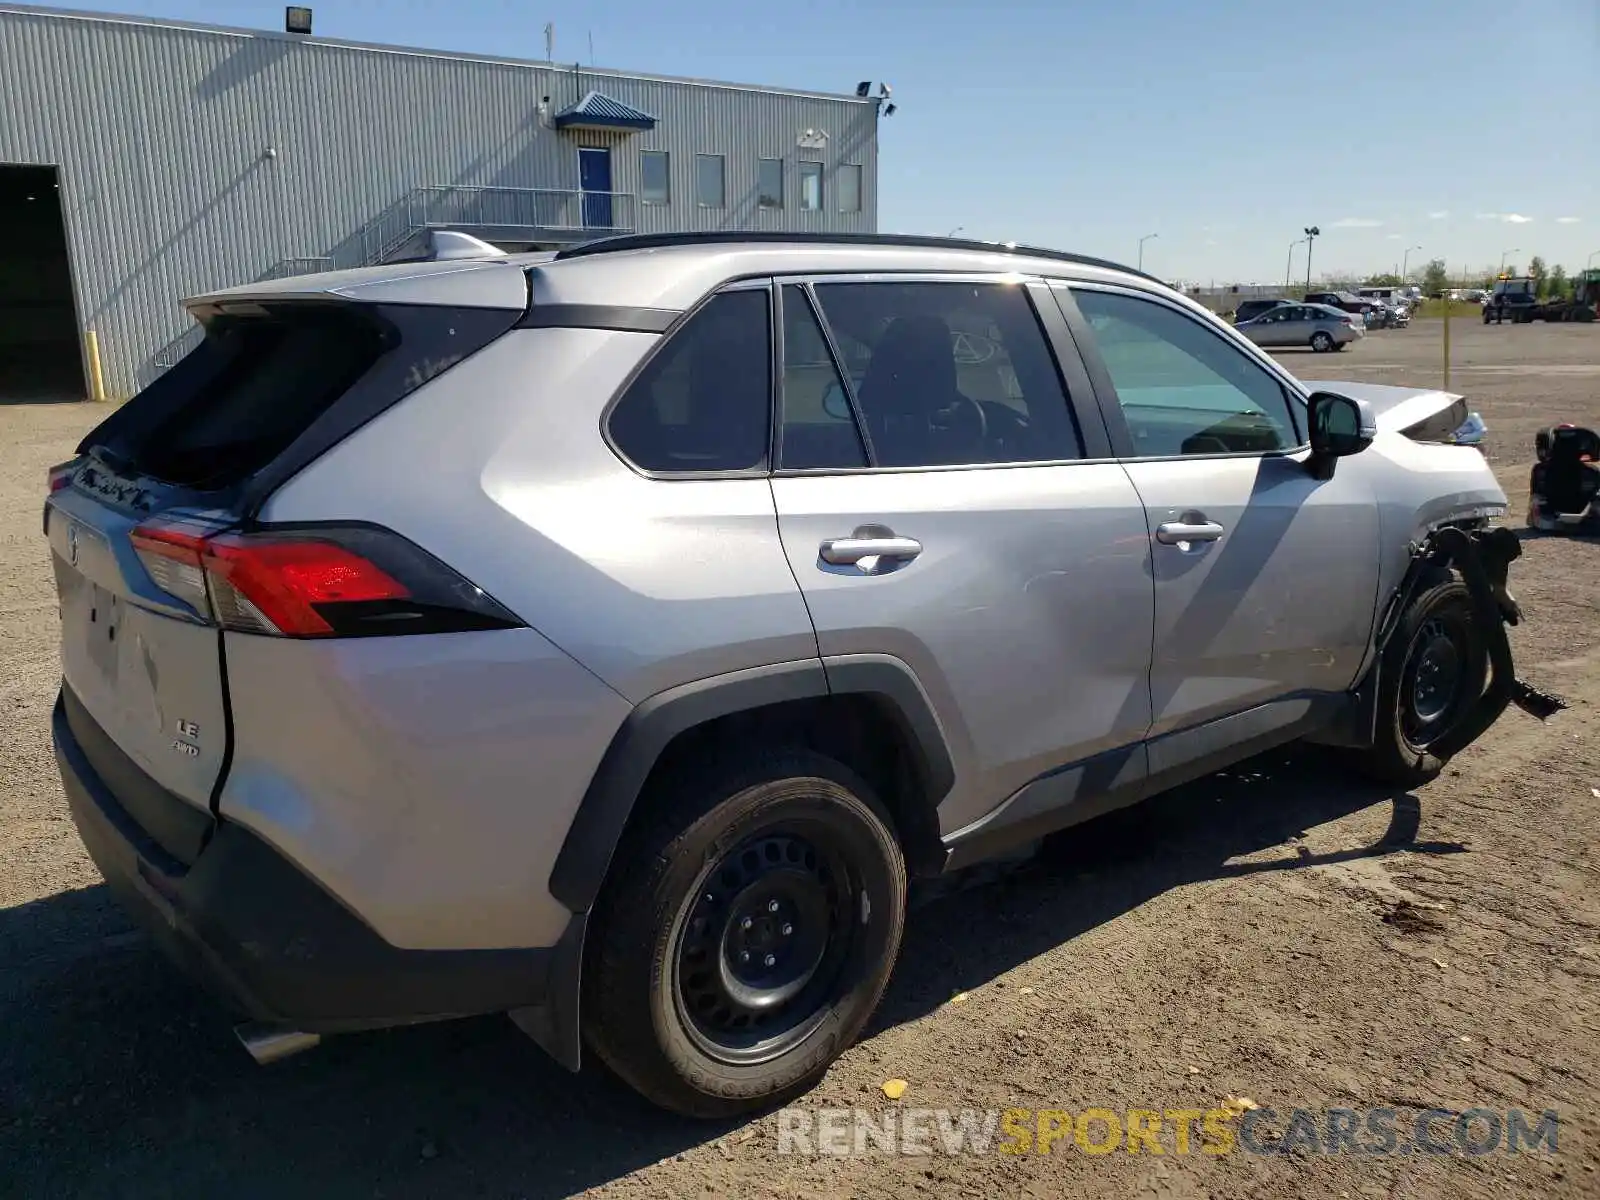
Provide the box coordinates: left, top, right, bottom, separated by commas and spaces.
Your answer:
1363, 272, 1404, 287
1422, 259, 1449, 296
1502, 263, 1520, 279
1549, 264, 1569, 299
1529, 255, 1549, 296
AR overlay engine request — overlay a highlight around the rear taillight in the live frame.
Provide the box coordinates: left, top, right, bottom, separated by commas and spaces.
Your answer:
130, 521, 522, 638
47, 462, 75, 493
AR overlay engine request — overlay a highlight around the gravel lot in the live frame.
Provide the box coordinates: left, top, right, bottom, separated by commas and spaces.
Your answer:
2, 320, 1597, 1199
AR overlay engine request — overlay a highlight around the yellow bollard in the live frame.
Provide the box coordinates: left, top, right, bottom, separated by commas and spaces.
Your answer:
1441, 281, 1451, 393
84, 328, 106, 402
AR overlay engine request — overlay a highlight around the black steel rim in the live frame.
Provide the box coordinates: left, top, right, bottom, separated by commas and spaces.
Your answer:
672, 827, 857, 1065
1401, 614, 1470, 749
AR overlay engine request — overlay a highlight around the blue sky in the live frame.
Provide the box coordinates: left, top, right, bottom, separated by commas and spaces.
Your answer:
50, 0, 1600, 283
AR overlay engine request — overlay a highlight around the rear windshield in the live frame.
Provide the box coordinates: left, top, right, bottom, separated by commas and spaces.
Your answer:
83, 302, 516, 491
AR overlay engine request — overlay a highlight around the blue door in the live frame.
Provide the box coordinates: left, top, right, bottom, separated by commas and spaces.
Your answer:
579, 147, 613, 229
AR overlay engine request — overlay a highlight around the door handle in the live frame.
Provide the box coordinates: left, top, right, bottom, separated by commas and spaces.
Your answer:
819, 534, 923, 567
1155, 521, 1225, 545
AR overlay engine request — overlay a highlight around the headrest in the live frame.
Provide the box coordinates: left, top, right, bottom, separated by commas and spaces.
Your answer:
859, 315, 956, 416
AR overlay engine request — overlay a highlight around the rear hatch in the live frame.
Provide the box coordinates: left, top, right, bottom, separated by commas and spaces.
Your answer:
46, 297, 522, 856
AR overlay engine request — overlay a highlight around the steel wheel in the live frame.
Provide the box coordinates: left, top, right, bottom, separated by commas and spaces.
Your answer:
673, 828, 856, 1065
1399, 613, 1473, 752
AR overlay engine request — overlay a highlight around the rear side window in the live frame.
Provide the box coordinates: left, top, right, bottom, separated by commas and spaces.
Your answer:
807, 280, 1082, 468
779, 285, 868, 470
607, 290, 772, 473
83, 303, 516, 491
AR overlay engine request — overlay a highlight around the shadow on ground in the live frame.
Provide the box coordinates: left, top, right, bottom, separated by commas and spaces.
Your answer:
0, 748, 1463, 1199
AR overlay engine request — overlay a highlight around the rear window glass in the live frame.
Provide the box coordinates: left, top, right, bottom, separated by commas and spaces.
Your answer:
86, 303, 513, 490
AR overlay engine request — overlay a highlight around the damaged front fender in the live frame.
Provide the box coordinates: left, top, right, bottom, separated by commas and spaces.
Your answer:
1324, 523, 1565, 753
1420, 526, 1564, 758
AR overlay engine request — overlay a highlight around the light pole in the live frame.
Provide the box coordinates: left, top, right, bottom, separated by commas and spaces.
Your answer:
1303, 226, 1320, 289
1286, 237, 1307, 289
1500, 248, 1520, 275
1138, 232, 1159, 271
1587, 249, 1599, 270
1402, 245, 1422, 280
945, 225, 964, 238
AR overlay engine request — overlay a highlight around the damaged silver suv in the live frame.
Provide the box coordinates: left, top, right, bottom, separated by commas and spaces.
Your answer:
45, 232, 1556, 1118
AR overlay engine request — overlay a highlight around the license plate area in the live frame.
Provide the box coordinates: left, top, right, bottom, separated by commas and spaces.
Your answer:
85, 580, 121, 682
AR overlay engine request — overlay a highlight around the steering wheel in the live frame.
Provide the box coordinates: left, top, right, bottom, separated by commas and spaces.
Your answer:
927, 393, 988, 453
978, 402, 1032, 456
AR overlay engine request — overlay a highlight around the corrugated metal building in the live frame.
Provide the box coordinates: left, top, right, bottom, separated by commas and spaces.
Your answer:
0, 4, 882, 399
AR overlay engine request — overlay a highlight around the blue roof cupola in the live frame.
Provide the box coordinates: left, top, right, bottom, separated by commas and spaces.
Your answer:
553, 90, 658, 132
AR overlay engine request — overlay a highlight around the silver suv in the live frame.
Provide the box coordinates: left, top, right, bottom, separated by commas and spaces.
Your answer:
46, 233, 1537, 1118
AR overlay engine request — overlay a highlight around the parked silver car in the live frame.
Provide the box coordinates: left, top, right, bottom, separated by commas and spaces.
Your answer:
47, 232, 1535, 1119
1236, 301, 1365, 351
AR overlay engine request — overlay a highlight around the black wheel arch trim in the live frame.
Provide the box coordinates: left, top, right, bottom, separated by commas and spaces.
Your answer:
533, 654, 955, 1074
547, 653, 955, 916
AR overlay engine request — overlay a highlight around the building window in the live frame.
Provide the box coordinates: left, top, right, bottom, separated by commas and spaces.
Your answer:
696, 154, 726, 208
641, 151, 670, 205
838, 164, 862, 214
758, 158, 784, 209
799, 161, 823, 211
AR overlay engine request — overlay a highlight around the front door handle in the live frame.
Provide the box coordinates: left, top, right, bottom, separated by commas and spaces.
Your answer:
1155, 521, 1225, 545
819, 532, 923, 570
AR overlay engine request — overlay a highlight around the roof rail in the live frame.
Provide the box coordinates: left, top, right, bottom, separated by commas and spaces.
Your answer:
552, 231, 1163, 284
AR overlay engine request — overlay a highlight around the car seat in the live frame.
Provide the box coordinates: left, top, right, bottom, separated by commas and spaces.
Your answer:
856, 315, 982, 467
1528, 424, 1600, 530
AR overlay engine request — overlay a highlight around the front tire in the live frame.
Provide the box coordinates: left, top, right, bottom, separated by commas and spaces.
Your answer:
1354, 580, 1487, 788
583, 749, 907, 1118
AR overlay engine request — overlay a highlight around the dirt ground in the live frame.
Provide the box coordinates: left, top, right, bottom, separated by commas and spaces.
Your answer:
1, 320, 1597, 1200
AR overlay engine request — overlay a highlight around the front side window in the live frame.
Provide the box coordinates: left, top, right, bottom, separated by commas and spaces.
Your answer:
641, 151, 670, 205
799, 161, 823, 211
758, 158, 784, 209
1072, 288, 1301, 457
837, 164, 862, 213
804, 280, 1082, 468
695, 154, 725, 207
607, 290, 770, 473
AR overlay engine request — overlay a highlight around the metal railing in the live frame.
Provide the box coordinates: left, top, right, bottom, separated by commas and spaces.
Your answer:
259, 256, 335, 280
356, 185, 635, 265
410, 184, 635, 236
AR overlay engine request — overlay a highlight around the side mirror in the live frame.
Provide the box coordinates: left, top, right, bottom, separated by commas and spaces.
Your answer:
1306, 391, 1376, 480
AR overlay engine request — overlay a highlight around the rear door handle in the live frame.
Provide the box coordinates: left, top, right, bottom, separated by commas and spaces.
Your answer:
1155, 521, 1225, 545
819, 534, 923, 568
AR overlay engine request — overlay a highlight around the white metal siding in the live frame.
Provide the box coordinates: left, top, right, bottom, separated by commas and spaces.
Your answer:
0, 7, 879, 396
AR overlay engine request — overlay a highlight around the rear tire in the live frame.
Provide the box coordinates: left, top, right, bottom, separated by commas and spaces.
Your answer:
1354, 580, 1487, 788
583, 748, 907, 1118
1311, 331, 1334, 352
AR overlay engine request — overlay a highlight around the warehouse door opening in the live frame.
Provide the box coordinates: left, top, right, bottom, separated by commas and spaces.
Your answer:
0, 164, 85, 402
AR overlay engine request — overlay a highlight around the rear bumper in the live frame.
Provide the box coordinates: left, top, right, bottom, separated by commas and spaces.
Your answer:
52, 685, 552, 1032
